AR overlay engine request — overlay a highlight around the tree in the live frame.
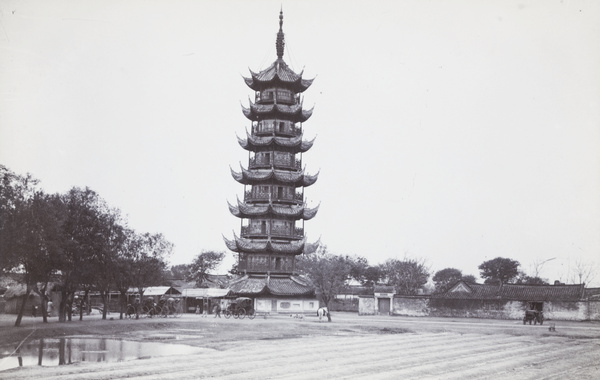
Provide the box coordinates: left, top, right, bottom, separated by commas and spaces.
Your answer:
129, 232, 172, 318
114, 229, 137, 319
93, 206, 127, 320
432, 268, 463, 293
380, 258, 430, 295
0, 167, 64, 326
569, 258, 597, 286
515, 273, 549, 285
478, 257, 520, 286
296, 246, 353, 322
347, 256, 382, 287
362, 265, 383, 288
187, 250, 225, 287
169, 264, 192, 280
57, 187, 111, 322
461, 274, 478, 284
0, 165, 39, 272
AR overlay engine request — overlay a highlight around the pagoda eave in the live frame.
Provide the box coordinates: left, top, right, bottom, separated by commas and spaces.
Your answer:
237, 132, 315, 153
242, 103, 312, 123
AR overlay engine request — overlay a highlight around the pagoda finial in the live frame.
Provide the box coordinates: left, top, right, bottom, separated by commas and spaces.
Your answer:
276, 9, 285, 59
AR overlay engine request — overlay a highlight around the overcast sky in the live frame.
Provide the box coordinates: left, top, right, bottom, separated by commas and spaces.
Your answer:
1, 0, 599, 285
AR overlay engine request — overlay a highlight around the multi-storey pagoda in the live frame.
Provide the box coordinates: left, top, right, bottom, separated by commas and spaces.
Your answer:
224, 11, 320, 314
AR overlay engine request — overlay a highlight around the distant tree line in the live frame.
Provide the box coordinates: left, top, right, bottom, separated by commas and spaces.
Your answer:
297, 251, 597, 322
3, 165, 596, 326
0, 165, 173, 326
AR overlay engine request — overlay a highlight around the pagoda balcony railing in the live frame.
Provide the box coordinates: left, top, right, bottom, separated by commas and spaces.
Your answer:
240, 226, 304, 239
237, 259, 294, 274
249, 157, 301, 170
255, 91, 299, 106
252, 123, 302, 137
244, 190, 303, 203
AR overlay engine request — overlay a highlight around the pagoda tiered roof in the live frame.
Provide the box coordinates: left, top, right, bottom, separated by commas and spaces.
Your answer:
244, 59, 314, 93
237, 131, 315, 153
223, 233, 311, 254
242, 101, 313, 123
230, 165, 319, 186
228, 274, 314, 296
228, 198, 319, 220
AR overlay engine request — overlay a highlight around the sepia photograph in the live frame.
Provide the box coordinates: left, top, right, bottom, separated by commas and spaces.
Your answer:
1, 0, 599, 378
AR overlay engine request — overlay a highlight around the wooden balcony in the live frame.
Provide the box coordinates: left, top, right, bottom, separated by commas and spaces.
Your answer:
252, 122, 302, 137
244, 190, 303, 204
240, 225, 304, 239
255, 90, 299, 106
248, 157, 301, 170
238, 254, 295, 274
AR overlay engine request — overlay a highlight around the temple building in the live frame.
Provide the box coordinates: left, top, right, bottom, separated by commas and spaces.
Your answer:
224, 11, 320, 315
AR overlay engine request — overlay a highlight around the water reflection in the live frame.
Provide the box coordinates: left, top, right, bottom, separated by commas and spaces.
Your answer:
0, 338, 202, 371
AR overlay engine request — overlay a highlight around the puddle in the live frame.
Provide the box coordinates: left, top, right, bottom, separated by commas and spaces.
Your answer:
0, 337, 204, 372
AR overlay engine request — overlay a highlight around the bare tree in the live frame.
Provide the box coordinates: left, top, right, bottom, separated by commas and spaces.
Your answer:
530, 257, 556, 278
569, 257, 597, 286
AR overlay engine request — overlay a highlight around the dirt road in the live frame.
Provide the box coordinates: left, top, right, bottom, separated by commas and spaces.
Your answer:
1, 313, 599, 379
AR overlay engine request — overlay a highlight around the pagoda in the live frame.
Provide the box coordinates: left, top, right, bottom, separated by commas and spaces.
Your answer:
224, 11, 320, 314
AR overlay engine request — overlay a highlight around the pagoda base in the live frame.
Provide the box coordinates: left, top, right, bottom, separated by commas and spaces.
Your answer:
228, 274, 319, 315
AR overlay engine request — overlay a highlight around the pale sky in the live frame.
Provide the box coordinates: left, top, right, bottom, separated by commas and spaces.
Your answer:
1, 0, 599, 285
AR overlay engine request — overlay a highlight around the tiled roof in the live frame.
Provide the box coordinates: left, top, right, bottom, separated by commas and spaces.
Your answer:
180, 288, 231, 298
228, 199, 319, 220
228, 274, 314, 296
237, 132, 315, 153
244, 60, 314, 93
435, 281, 585, 302
223, 233, 307, 254
374, 285, 395, 293
584, 287, 600, 299
242, 102, 313, 123
230, 166, 319, 187
127, 286, 181, 296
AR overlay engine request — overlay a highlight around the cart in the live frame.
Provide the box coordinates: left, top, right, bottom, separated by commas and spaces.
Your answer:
223, 297, 256, 320
523, 309, 544, 325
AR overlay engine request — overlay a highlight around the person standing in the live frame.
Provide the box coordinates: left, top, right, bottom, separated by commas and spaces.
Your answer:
213, 303, 221, 318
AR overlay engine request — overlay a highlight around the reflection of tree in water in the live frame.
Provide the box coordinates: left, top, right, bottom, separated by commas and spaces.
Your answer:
37, 338, 43, 366
56, 338, 73, 365
58, 338, 65, 365
98, 338, 106, 362
3, 338, 199, 371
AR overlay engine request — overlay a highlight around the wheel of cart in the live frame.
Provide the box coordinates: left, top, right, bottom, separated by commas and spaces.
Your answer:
143, 305, 161, 318
238, 308, 246, 319
247, 308, 255, 320
223, 309, 232, 319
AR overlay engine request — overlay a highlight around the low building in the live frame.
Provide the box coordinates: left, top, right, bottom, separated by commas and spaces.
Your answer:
228, 274, 318, 315
180, 288, 231, 314
359, 281, 600, 321
127, 286, 181, 308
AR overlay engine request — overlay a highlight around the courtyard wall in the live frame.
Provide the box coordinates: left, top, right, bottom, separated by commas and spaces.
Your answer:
358, 295, 597, 321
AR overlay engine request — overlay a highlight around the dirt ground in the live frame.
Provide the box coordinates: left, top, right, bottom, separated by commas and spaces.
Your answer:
1, 312, 599, 379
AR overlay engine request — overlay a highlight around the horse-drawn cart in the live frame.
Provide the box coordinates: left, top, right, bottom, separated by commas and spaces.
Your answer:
224, 297, 256, 320
523, 309, 544, 325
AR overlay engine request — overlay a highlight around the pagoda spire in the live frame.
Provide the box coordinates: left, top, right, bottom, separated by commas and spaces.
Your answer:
276, 9, 285, 59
